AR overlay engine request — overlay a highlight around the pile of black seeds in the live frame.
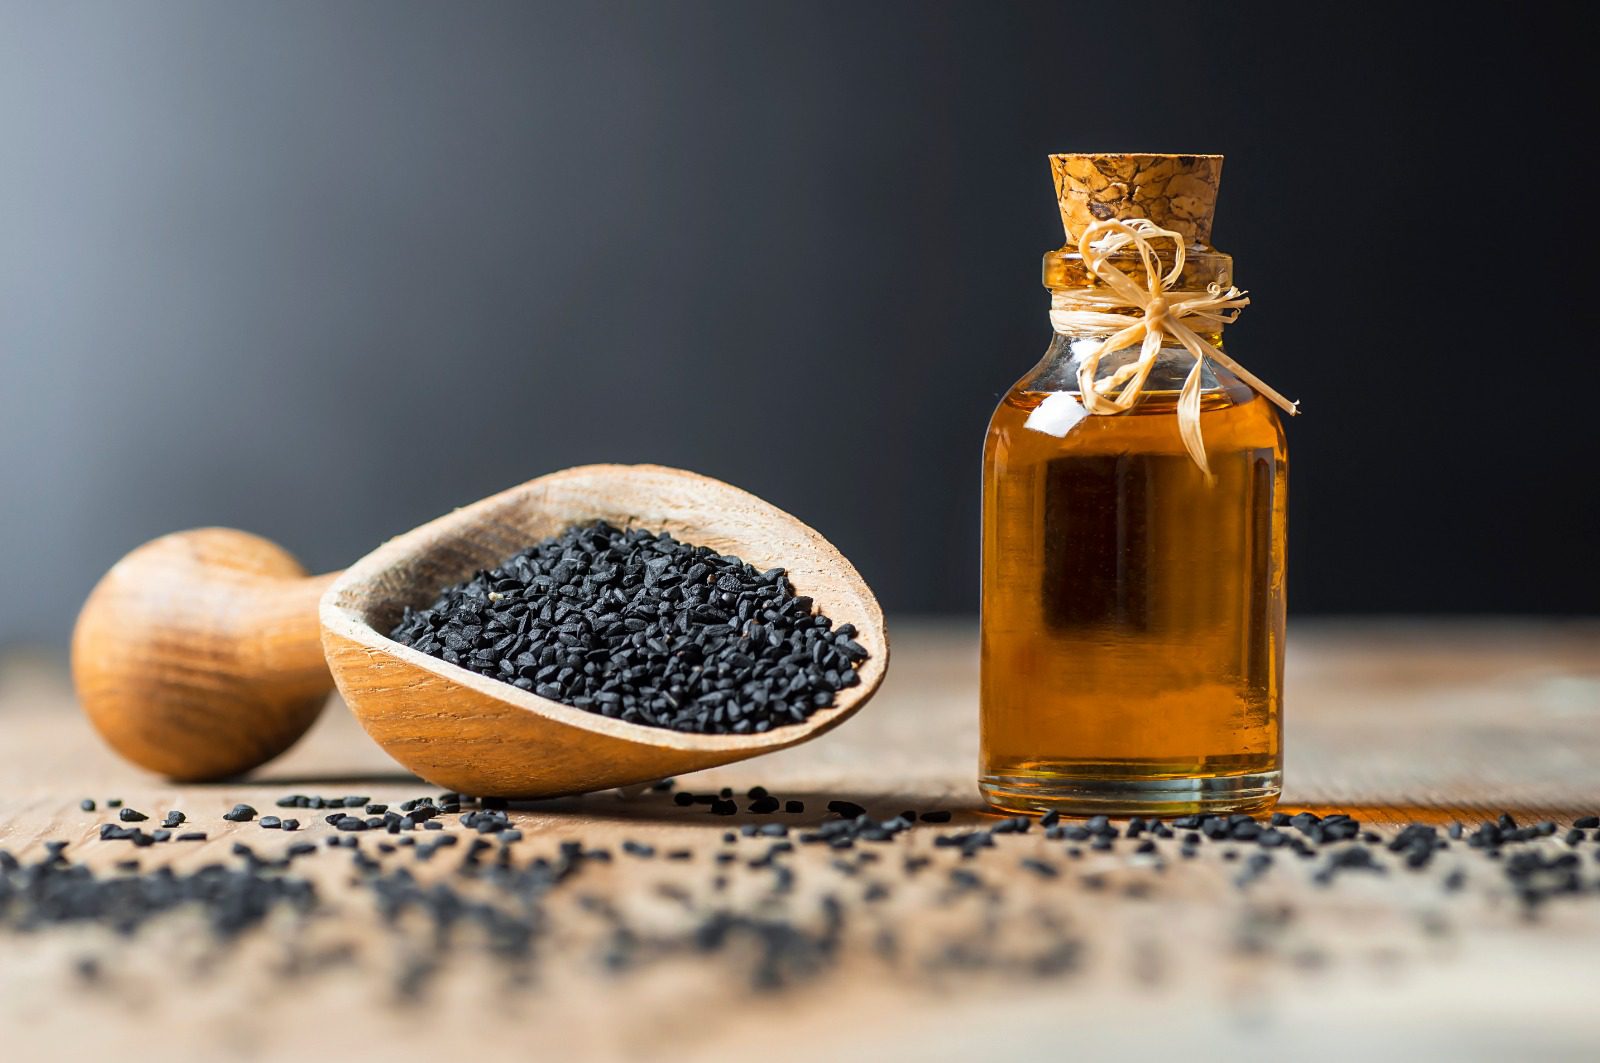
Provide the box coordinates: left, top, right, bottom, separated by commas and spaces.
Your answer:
6, 791, 1600, 1002
387, 521, 869, 734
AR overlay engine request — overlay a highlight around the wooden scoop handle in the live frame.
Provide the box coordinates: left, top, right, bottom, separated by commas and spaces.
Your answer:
72, 528, 341, 781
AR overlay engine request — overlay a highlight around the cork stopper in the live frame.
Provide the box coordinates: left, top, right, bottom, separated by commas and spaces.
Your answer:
1049, 153, 1223, 246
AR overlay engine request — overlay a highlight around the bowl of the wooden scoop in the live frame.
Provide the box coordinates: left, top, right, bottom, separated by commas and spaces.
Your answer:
320, 464, 889, 799
73, 529, 338, 781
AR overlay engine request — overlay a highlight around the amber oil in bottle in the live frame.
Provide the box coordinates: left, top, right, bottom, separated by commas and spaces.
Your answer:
979, 154, 1288, 817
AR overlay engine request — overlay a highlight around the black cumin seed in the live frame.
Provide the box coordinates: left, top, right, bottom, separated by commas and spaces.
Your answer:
118, 808, 148, 823
1574, 816, 1600, 829
785, 800, 805, 814
920, 810, 952, 824
387, 521, 869, 734
79, 799, 95, 812
222, 805, 257, 822
175, 832, 207, 842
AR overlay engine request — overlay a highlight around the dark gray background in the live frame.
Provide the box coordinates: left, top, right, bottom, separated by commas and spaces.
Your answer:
2, 2, 1595, 647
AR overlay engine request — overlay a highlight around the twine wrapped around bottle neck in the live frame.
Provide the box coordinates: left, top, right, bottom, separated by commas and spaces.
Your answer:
1047, 217, 1298, 480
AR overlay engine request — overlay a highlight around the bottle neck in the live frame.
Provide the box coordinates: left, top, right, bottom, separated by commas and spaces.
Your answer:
1033, 241, 1246, 406
1043, 242, 1233, 292
1023, 333, 1252, 411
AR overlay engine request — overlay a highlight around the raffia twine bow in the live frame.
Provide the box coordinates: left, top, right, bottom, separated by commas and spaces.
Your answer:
1047, 217, 1298, 481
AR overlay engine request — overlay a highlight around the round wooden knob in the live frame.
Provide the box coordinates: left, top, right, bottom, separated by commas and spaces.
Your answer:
72, 528, 338, 781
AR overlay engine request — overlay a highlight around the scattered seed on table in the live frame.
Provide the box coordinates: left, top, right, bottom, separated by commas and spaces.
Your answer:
785, 801, 805, 814
222, 805, 256, 823
79, 799, 95, 812
175, 832, 207, 842
118, 808, 148, 823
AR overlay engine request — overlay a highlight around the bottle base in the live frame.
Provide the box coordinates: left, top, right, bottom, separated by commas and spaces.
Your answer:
979, 769, 1281, 819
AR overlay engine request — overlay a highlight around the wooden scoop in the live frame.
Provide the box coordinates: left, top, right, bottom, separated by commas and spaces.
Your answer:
73, 465, 888, 796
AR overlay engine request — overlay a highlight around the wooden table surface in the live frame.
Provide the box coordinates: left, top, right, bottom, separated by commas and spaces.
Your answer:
3, 619, 1599, 1062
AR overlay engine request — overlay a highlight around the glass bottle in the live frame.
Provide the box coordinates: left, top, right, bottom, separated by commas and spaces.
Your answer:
979, 153, 1289, 817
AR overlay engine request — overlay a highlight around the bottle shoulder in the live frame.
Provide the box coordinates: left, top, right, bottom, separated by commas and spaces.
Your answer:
986, 380, 1285, 459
